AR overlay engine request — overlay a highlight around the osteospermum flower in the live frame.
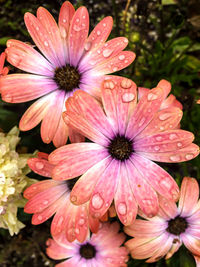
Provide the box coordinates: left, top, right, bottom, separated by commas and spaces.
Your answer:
49, 77, 199, 226
46, 222, 128, 267
0, 1, 135, 147
0, 52, 9, 76
124, 177, 200, 265
24, 152, 100, 242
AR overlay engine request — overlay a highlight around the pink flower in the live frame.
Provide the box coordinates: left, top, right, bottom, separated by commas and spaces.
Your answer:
0, 1, 135, 147
0, 52, 9, 76
24, 152, 100, 243
124, 177, 200, 264
46, 222, 128, 267
49, 77, 199, 226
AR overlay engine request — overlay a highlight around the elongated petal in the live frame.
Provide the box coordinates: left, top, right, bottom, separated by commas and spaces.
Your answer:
46, 238, 74, 260
59, 1, 75, 36
132, 154, 179, 201
139, 143, 199, 163
53, 116, 69, 147
126, 158, 159, 217
68, 7, 89, 66
114, 163, 137, 225
161, 94, 183, 110
134, 130, 194, 153
89, 159, 120, 219
102, 76, 137, 135
158, 195, 178, 219
126, 87, 165, 140
68, 128, 84, 143
27, 157, 54, 177
182, 234, 200, 257
157, 79, 171, 99
178, 177, 199, 217
70, 157, 112, 205
6, 39, 54, 76
19, 93, 53, 131
0, 74, 57, 103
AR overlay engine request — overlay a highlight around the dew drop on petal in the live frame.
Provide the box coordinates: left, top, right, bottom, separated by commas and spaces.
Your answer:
113, 67, 118, 72
104, 81, 115, 89
169, 155, 181, 162
73, 25, 81, 32
138, 117, 146, 127
43, 200, 48, 205
75, 228, 80, 234
177, 142, 182, 147
160, 126, 164, 131
185, 153, 194, 160
159, 113, 171, 121
156, 136, 163, 141
57, 216, 64, 227
91, 193, 104, 210
63, 19, 66, 23
154, 146, 160, 151
38, 215, 43, 221
120, 78, 132, 89
97, 30, 101, 36
122, 92, 135, 103
71, 195, 77, 203
35, 162, 44, 170
147, 92, 158, 101
102, 48, 113, 58
169, 133, 178, 140
117, 203, 127, 215
119, 54, 125, 60
84, 42, 92, 51
103, 23, 106, 27
44, 41, 48, 46
142, 199, 153, 206
78, 218, 85, 226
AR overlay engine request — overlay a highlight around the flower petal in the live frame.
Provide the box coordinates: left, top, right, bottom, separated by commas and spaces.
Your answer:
178, 177, 199, 217
68, 128, 85, 143
0, 74, 57, 103
126, 158, 159, 217
182, 234, 200, 257
46, 238, 74, 260
6, 39, 54, 76
114, 163, 137, 225
53, 116, 69, 148
68, 7, 89, 66
27, 157, 54, 177
89, 159, 120, 219
132, 154, 179, 201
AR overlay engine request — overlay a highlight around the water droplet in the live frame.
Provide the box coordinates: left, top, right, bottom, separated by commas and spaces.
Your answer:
124, 38, 128, 43
138, 117, 146, 127
160, 126, 164, 131
102, 48, 113, 58
76, 18, 80, 22
38, 215, 43, 221
82, 15, 86, 19
78, 218, 85, 225
169, 133, 178, 140
113, 67, 118, 72
44, 41, 48, 46
142, 199, 153, 205
84, 42, 92, 51
36, 26, 39, 31
154, 146, 160, 151
104, 81, 115, 89
122, 92, 135, 103
94, 212, 100, 218
73, 25, 81, 31
60, 26, 67, 38
75, 228, 80, 234
147, 92, 158, 101
71, 195, 77, 203
63, 19, 66, 23
119, 54, 125, 60
43, 200, 48, 205
91, 193, 104, 210
117, 203, 127, 215
97, 30, 101, 36
177, 142, 182, 147
35, 162, 44, 170
169, 155, 181, 162
120, 78, 132, 89
156, 136, 163, 141
57, 216, 64, 226
103, 23, 106, 27
185, 153, 194, 160
159, 113, 171, 121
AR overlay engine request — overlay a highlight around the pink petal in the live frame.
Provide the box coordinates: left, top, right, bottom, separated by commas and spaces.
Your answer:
41, 90, 65, 144
19, 93, 53, 131
126, 86, 166, 140
135, 107, 183, 140
68, 7, 89, 66
58, 1, 75, 38
6, 39, 54, 76
132, 154, 179, 201
178, 177, 199, 217
27, 157, 54, 177
161, 94, 183, 110
56, 258, 81, 267
158, 195, 178, 219
49, 144, 108, 180
101, 76, 137, 135
92, 50, 136, 75
157, 79, 171, 99
53, 116, 69, 148
139, 143, 199, 163
68, 128, 85, 143
114, 163, 137, 225
134, 130, 194, 153
126, 158, 159, 217
165, 238, 182, 260
36, 7, 66, 66
89, 160, 120, 219
46, 238, 74, 260
0, 74, 57, 103
182, 234, 200, 257
24, 12, 61, 66
70, 157, 112, 205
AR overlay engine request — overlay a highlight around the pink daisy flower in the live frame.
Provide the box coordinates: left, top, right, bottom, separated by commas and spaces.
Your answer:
49, 77, 199, 226
24, 152, 100, 243
0, 52, 9, 76
46, 222, 128, 267
0, 1, 135, 147
124, 177, 200, 265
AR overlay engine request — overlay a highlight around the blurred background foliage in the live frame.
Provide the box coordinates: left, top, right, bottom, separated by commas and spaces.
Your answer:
0, 0, 199, 266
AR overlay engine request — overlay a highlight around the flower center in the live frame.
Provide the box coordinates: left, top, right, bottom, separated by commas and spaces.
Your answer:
108, 135, 133, 161
166, 216, 188, 235
54, 65, 81, 92
66, 177, 80, 192
79, 242, 96, 259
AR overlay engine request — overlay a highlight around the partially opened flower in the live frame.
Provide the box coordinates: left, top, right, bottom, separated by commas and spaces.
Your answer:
124, 177, 200, 265
49, 77, 199, 226
46, 222, 128, 267
24, 152, 100, 243
0, 52, 9, 76
0, 1, 135, 147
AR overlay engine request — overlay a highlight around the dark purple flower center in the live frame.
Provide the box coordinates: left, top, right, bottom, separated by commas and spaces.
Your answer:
66, 177, 80, 192
79, 242, 97, 259
166, 216, 188, 235
108, 135, 133, 161
54, 64, 81, 92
